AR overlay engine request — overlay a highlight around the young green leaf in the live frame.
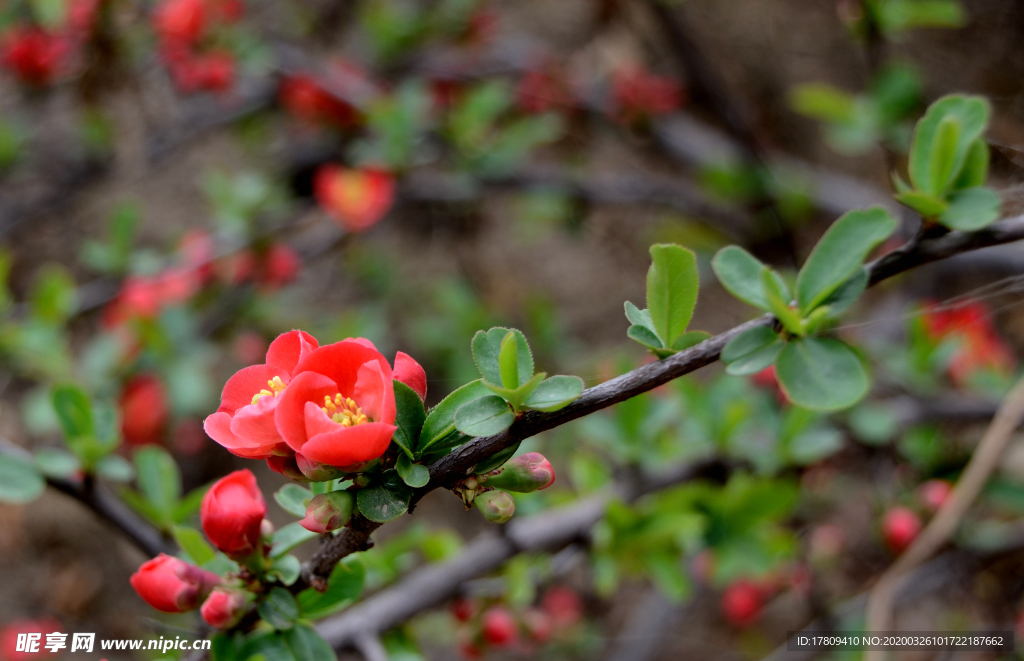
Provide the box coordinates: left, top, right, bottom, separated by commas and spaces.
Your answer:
952, 138, 989, 190
762, 268, 803, 335
937, 186, 1001, 231
454, 395, 514, 437
818, 267, 869, 318
522, 375, 584, 412
926, 115, 961, 197
297, 557, 365, 619
271, 522, 318, 558
483, 371, 546, 412
908, 95, 990, 196
396, 454, 430, 488
134, 446, 182, 524
275, 484, 313, 518
646, 244, 698, 347
391, 380, 426, 459
417, 379, 491, 456
356, 471, 412, 523
173, 525, 216, 566
281, 624, 335, 661
34, 448, 80, 479
624, 301, 658, 336
672, 331, 711, 351
627, 324, 663, 351
721, 326, 784, 375
0, 453, 45, 503
268, 555, 302, 586
498, 331, 520, 389
795, 207, 897, 315
95, 454, 135, 482
775, 337, 869, 411
711, 246, 788, 311
258, 587, 300, 631
52, 384, 94, 443
472, 442, 521, 476
471, 328, 534, 387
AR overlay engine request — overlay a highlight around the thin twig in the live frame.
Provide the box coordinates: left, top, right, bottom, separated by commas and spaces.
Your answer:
862, 372, 1024, 661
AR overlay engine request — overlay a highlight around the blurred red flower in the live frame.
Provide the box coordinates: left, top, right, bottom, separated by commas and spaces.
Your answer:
120, 374, 169, 446
314, 165, 395, 232
0, 27, 68, 86
612, 66, 683, 124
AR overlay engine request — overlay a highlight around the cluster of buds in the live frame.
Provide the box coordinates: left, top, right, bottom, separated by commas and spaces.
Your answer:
455, 453, 556, 524
130, 470, 269, 628
920, 300, 1015, 388
611, 66, 684, 125
450, 586, 583, 659
153, 0, 243, 93
0, 0, 101, 87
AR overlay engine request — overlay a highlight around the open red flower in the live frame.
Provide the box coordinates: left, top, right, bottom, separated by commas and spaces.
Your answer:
314, 165, 395, 232
204, 330, 319, 459
201, 469, 266, 557
130, 554, 220, 613
274, 338, 397, 470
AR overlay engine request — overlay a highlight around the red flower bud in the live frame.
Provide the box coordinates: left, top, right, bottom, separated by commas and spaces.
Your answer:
120, 375, 169, 446
474, 489, 515, 524
200, 587, 253, 629
721, 580, 763, 627
481, 607, 517, 647
299, 491, 354, 534
540, 586, 582, 627
449, 598, 475, 623
130, 554, 220, 612
483, 452, 554, 493
917, 479, 952, 512
266, 454, 308, 481
0, 27, 68, 87
201, 470, 267, 557
295, 452, 347, 482
153, 0, 206, 45
882, 506, 921, 553
393, 351, 427, 401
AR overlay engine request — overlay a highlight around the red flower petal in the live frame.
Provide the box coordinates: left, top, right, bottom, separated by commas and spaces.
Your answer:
229, 396, 283, 446
300, 422, 397, 468
393, 351, 427, 401
275, 371, 338, 451
218, 364, 290, 415
292, 340, 392, 396
265, 330, 319, 373
204, 412, 279, 459
352, 359, 396, 424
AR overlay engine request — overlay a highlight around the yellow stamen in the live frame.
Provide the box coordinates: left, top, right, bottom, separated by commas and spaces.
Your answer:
321, 394, 370, 426
251, 376, 287, 405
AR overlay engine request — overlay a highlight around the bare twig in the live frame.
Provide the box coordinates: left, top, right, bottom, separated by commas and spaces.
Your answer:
862, 372, 1024, 661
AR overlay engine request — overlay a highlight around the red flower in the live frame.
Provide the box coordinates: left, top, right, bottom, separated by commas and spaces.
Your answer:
881, 506, 921, 553
721, 580, 764, 627
541, 586, 582, 627
204, 330, 320, 459
612, 66, 683, 124
193, 50, 234, 92
273, 338, 397, 471
255, 243, 301, 289
0, 618, 62, 661
279, 75, 359, 127
314, 165, 395, 232
130, 554, 220, 613
200, 469, 266, 557
120, 374, 169, 446
153, 0, 206, 45
481, 607, 517, 646
200, 587, 251, 629
1, 27, 68, 87
921, 301, 1015, 387
393, 351, 427, 401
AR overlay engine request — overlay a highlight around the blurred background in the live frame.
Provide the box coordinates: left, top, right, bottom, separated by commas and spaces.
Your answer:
2, 0, 1024, 659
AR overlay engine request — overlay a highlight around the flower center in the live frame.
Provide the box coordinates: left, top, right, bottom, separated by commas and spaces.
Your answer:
322, 394, 370, 426
251, 376, 287, 405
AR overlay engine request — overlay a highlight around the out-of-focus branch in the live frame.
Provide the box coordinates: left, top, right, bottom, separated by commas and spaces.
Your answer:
316, 458, 731, 649
297, 214, 1024, 593
863, 372, 1024, 661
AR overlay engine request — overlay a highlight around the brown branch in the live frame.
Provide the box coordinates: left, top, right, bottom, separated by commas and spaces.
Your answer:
295, 214, 1024, 592
862, 372, 1024, 661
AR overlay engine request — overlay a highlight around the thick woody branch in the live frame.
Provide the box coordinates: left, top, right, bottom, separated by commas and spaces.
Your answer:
298, 213, 1024, 591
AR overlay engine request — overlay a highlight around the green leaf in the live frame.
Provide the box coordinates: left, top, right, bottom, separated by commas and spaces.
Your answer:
52, 384, 94, 443
775, 338, 869, 411
471, 328, 534, 387
711, 246, 787, 311
789, 83, 857, 123
953, 138, 989, 190
392, 380, 426, 459
937, 186, 1001, 231
133, 446, 181, 522
624, 301, 658, 336
0, 453, 45, 503
762, 268, 803, 335
356, 471, 412, 523
298, 558, 365, 619
34, 448, 80, 478
644, 552, 692, 602
796, 207, 897, 315
396, 454, 430, 488
417, 380, 491, 457
787, 428, 844, 465
909, 95, 990, 196
271, 522, 319, 558
275, 484, 313, 518
173, 525, 216, 566
30, 265, 76, 325
281, 624, 335, 661
483, 371, 545, 412
95, 454, 135, 482
258, 587, 300, 631
818, 267, 868, 317
498, 331, 520, 389
29, 0, 67, 30
894, 190, 948, 218
268, 555, 301, 586
454, 396, 514, 437
173, 483, 210, 522
627, 324, 663, 351
721, 326, 783, 375
672, 331, 711, 351
646, 244, 699, 347
472, 442, 521, 476
523, 375, 584, 412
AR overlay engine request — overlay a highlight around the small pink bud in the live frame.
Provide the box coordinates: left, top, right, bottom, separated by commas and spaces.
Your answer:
917, 479, 952, 512
483, 452, 555, 493
882, 507, 921, 553
299, 491, 354, 533
721, 580, 763, 627
481, 607, 517, 646
200, 587, 253, 630
475, 489, 515, 524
